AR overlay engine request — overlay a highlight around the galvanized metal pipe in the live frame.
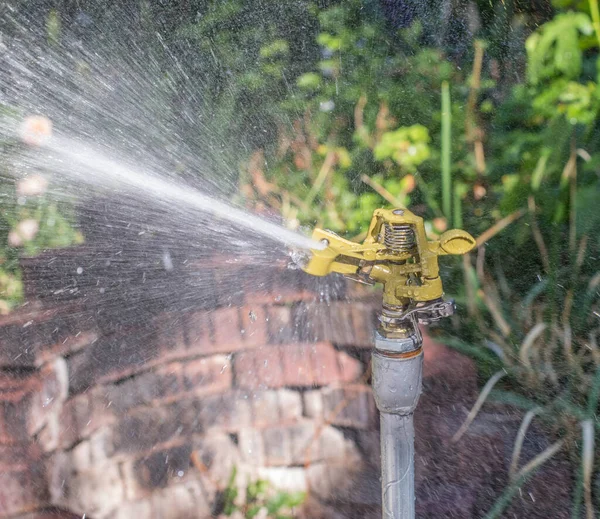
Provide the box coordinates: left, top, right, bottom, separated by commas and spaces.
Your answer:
372, 338, 423, 519
380, 413, 415, 519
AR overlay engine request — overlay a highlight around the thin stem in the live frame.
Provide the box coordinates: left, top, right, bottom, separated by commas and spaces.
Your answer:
452, 370, 506, 443
441, 81, 452, 220
590, 0, 600, 49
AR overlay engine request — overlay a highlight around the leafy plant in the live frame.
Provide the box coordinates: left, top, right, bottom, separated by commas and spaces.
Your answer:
0, 110, 82, 312
220, 466, 305, 519
441, 5, 600, 516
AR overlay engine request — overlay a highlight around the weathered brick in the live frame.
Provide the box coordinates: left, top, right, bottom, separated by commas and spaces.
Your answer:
266, 305, 294, 344
197, 391, 252, 432
134, 443, 192, 490
67, 331, 161, 394
263, 426, 291, 466
238, 427, 265, 465
303, 390, 323, 419
235, 347, 284, 389
111, 499, 153, 519
287, 421, 318, 465
152, 480, 211, 518
58, 390, 115, 448
184, 310, 212, 353
113, 403, 195, 454
1, 398, 30, 446
321, 385, 376, 429
154, 313, 187, 357
293, 301, 377, 347
35, 330, 99, 367
27, 357, 69, 437
337, 350, 363, 383
214, 267, 247, 307
256, 467, 307, 493
277, 389, 303, 422
192, 432, 241, 486
211, 306, 244, 352
182, 355, 231, 395
311, 342, 340, 386
249, 390, 280, 427
317, 425, 354, 463
0, 444, 32, 471
350, 302, 377, 348
240, 305, 268, 348
282, 344, 314, 387
69, 462, 125, 515
0, 464, 48, 516
0, 305, 96, 368
0, 371, 40, 403
104, 369, 178, 413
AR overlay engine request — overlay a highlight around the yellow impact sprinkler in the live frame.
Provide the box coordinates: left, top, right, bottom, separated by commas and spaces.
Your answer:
303, 207, 475, 519
304, 207, 475, 337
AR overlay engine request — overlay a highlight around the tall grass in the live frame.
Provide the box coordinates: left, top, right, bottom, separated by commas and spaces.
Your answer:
441, 81, 452, 221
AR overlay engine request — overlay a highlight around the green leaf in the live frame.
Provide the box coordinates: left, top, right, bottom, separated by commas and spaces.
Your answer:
527, 13, 593, 84
296, 73, 321, 89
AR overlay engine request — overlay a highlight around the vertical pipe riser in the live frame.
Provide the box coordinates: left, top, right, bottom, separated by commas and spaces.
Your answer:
372, 349, 423, 519
380, 413, 415, 519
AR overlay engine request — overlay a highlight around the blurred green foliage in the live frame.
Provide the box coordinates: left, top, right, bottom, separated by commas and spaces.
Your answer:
221, 466, 305, 519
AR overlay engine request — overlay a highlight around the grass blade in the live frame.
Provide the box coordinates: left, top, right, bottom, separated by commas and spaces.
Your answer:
485, 440, 565, 519
441, 81, 452, 219
509, 407, 542, 481
582, 419, 595, 519
452, 370, 506, 443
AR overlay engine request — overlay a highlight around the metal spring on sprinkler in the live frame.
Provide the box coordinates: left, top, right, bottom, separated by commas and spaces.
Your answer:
383, 223, 416, 253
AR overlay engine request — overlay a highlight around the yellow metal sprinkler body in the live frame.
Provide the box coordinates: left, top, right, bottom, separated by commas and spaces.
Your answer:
304, 208, 475, 338
302, 208, 475, 519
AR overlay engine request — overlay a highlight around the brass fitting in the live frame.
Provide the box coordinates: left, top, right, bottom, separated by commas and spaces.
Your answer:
302, 208, 475, 338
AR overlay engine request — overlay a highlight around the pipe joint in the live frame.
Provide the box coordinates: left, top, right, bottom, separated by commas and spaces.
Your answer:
371, 348, 423, 416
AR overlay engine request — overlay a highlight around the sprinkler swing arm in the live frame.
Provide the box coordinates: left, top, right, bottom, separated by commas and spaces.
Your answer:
302, 208, 475, 519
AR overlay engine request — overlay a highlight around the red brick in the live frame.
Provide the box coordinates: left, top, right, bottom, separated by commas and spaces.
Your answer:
182, 355, 232, 395
321, 385, 376, 429
58, 391, 116, 449
184, 311, 212, 353
240, 305, 268, 348
35, 330, 99, 366
0, 466, 48, 516
0, 398, 30, 446
337, 351, 363, 383
311, 342, 341, 386
0, 444, 30, 471
349, 302, 377, 348
249, 390, 280, 427
235, 347, 285, 389
282, 344, 314, 387
211, 307, 244, 352
234, 350, 257, 389
263, 426, 292, 466
266, 306, 294, 343
27, 358, 68, 436
277, 389, 303, 421
0, 372, 40, 403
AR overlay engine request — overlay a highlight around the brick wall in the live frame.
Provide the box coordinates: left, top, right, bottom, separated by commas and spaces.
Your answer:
0, 249, 384, 519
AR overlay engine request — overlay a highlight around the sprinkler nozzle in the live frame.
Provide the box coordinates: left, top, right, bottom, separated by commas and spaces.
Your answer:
303, 208, 475, 337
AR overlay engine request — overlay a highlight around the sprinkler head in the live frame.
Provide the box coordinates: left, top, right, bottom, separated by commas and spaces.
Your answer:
302, 208, 476, 337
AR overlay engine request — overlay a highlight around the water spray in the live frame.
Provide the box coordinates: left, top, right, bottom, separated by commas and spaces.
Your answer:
303, 208, 475, 519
